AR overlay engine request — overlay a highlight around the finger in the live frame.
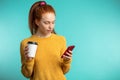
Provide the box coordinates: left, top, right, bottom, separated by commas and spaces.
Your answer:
24, 46, 29, 51
66, 52, 72, 57
24, 51, 28, 55
68, 50, 72, 54
63, 55, 71, 59
63, 55, 71, 61
25, 53, 30, 60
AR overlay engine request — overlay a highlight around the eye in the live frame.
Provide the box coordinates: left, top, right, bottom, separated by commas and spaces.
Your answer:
52, 21, 55, 24
44, 21, 49, 24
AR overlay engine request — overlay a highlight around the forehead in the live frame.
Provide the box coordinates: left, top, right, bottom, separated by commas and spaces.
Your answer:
41, 13, 55, 21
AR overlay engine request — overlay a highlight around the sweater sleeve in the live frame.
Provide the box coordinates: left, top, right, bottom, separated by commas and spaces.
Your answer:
61, 59, 72, 74
20, 40, 34, 78
60, 36, 72, 74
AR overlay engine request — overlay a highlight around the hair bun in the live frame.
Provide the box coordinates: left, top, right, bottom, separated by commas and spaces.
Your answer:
39, 1, 46, 6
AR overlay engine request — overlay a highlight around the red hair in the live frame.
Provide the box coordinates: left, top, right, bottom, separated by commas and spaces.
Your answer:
29, 1, 56, 35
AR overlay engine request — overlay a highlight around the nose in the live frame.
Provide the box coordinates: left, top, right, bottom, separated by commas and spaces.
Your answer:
48, 25, 51, 30
49, 23, 53, 29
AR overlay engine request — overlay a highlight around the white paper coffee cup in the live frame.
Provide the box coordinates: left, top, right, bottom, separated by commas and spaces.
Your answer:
27, 41, 38, 57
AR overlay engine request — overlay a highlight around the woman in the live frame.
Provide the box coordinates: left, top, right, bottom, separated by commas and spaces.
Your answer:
20, 1, 72, 80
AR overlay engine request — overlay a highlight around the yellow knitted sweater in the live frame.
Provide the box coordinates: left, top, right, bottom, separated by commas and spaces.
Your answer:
20, 33, 71, 80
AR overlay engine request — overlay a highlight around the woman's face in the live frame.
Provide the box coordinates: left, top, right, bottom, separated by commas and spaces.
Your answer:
35, 12, 55, 35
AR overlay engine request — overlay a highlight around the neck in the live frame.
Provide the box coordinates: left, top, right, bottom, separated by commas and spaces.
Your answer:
35, 31, 51, 38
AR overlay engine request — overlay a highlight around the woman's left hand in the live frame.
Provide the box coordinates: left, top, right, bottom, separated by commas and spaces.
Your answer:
62, 50, 72, 62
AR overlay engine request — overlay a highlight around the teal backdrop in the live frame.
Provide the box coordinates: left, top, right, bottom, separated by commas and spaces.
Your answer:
0, 0, 120, 80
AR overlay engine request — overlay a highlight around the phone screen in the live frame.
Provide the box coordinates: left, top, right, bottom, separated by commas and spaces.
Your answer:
61, 45, 75, 58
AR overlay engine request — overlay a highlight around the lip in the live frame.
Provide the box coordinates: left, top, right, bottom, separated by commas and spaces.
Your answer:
47, 30, 52, 32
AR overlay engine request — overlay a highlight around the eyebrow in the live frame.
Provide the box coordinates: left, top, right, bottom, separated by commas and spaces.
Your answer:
42, 19, 56, 22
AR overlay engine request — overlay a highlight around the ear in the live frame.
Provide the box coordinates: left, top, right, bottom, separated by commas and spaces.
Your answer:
35, 19, 40, 26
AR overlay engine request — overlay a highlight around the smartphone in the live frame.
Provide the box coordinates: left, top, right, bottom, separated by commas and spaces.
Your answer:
61, 45, 75, 58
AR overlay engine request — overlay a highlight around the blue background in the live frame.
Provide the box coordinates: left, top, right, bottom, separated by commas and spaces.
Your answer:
0, 0, 120, 80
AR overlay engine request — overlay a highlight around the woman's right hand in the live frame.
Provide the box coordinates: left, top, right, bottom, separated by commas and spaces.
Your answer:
24, 46, 33, 60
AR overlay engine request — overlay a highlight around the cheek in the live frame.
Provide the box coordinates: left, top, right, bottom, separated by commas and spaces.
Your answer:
39, 23, 46, 28
43, 25, 49, 29
52, 24, 55, 28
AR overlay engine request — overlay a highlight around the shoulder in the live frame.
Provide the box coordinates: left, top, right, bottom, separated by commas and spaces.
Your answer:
52, 34, 66, 44
20, 36, 33, 45
52, 34, 66, 41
